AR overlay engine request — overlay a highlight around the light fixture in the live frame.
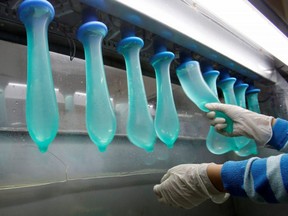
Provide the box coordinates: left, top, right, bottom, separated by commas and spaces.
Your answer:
8, 82, 59, 92
8, 82, 27, 88
190, 0, 288, 66
75, 91, 86, 96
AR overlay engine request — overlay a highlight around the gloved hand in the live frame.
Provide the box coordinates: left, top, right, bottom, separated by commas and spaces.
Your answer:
205, 103, 274, 145
153, 163, 229, 209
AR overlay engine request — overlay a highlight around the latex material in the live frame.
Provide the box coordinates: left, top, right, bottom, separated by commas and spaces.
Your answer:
234, 81, 248, 108
202, 70, 219, 97
247, 93, 261, 113
176, 61, 233, 133
18, 0, 59, 153
217, 76, 250, 150
77, 21, 116, 152
206, 102, 273, 146
233, 81, 257, 156
203, 70, 236, 154
117, 37, 156, 152
240, 86, 261, 155
151, 51, 179, 148
246, 86, 261, 113
64, 94, 74, 112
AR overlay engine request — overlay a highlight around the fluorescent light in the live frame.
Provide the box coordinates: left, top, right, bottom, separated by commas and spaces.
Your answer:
75, 92, 86, 96
8, 82, 26, 88
191, 0, 288, 66
8, 82, 60, 92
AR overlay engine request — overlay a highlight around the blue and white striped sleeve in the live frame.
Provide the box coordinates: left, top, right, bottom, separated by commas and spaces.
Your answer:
221, 118, 288, 203
266, 118, 288, 152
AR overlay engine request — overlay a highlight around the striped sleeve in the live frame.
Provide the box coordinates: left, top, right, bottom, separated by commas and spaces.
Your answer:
266, 118, 288, 152
221, 118, 288, 202
222, 154, 288, 203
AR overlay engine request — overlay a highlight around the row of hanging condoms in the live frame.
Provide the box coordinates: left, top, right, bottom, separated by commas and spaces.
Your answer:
18, 0, 261, 156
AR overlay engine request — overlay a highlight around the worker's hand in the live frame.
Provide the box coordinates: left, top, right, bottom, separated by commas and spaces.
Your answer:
205, 103, 274, 145
153, 163, 229, 209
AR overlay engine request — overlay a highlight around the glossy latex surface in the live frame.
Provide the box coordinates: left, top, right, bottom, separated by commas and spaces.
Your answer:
117, 37, 156, 152
234, 83, 249, 108
203, 71, 236, 154
77, 21, 117, 152
151, 51, 179, 148
217, 78, 251, 150
233, 83, 257, 156
18, 0, 59, 152
176, 61, 233, 133
246, 93, 261, 113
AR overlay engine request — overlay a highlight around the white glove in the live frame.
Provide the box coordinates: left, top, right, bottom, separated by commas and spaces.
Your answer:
205, 103, 274, 145
153, 163, 229, 209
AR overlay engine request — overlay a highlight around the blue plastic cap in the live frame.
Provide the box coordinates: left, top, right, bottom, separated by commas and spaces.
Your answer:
150, 51, 174, 65
234, 79, 248, 88
82, 7, 98, 23
154, 39, 167, 54
217, 70, 237, 85
117, 36, 144, 54
235, 79, 244, 85
121, 25, 135, 38
77, 21, 108, 42
201, 65, 214, 73
18, 0, 55, 23
219, 70, 231, 80
179, 52, 192, 64
153, 36, 167, 54
246, 84, 260, 94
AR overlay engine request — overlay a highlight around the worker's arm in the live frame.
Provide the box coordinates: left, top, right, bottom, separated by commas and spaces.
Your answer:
207, 116, 288, 195
207, 164, 225, 192
206, 109, 288, 202
266, 118, 288, 152
220, 116, 288, 203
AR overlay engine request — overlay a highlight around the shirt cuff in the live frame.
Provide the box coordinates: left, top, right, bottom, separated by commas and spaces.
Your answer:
267, 118, 288, 151
221, 160, 249, 197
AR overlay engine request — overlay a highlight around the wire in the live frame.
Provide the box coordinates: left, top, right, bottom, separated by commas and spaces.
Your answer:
66, 33, 76, 61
